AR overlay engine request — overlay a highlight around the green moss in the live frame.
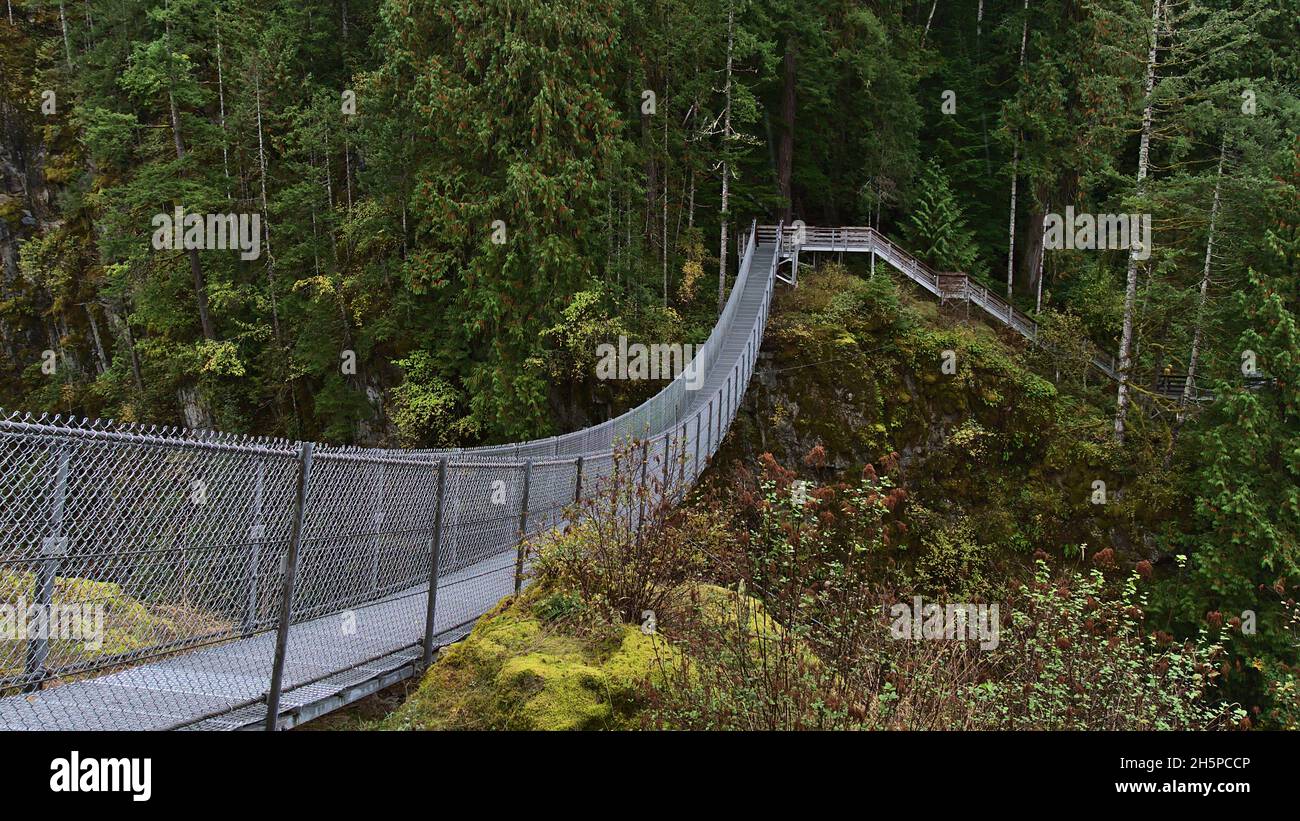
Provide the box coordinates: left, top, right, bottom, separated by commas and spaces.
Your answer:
379, 582, 788, 731
720, 257, 1165, 575
381, 591, 671, 731
0, 194, 23, 227
0, 568, 231, 684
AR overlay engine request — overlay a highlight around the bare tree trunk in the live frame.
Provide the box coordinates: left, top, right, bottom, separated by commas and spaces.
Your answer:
58, 2, 73, 69
84, 303, 108, 374
1114, 0, 1161, 443
662, 110, 669, 307
82, 0, 94, 48
216, 8, 231, 198
128, 332, 144, 392
687, 168, 696, 229
1035, 205, 1046, 312
1006, 147, 1020, 300
1178, 137, 1225, 420
777, 38, 797, 222
643, 74, 658, 247
1006, 0, 1029, 300
921, 0, 938, 48
255, 68, 283, 346
718, 3, 735, 313
324, 132, 339, 264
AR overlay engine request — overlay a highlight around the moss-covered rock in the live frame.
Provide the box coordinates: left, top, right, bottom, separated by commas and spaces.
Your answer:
380, 591, 666, 731
714, 260, 1179, 590
379, 582, 789, 731
0, 568, 231, 686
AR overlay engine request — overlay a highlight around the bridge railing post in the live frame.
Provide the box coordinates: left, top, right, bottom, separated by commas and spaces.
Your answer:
265, 441, 314, 731
573, 455, 584, 506
694, 412, 702, 480
420, 458, 448, 668
244, 458, 266, 636
369, 461, 387, 596
514, 460, 533, 595
24, 444, 70, 693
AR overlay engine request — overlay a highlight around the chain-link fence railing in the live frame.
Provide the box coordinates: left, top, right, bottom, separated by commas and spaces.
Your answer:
0, 221, 775, 731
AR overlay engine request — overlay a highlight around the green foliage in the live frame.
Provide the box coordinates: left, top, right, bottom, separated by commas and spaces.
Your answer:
967, 561, 1242, 731
388, 351, 472, 447
902, 159, 979, 274
648, 460, 1237, 731
532, 441, 710, 625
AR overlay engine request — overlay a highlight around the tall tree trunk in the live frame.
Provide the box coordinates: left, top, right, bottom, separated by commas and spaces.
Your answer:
687, 168, 696, 229
324, 132, 340, 264
1017, 184, 1048, 295
1035, 204, 1047, 311
167, 88, 216, 341
1114, 0, 1161, 443
1006, 0, 1029, 299
662, 110, 669, 307
81, 0, 94, 48
216, 8, 231, 198
643, 73, 658, 246
921, 0, 938, 48
1177, 137, 1225, 421
111, 304, 145, 395
718, 3, 735, 313
1006, 145, 1020, 299
58, 2, 73, 69
84, 303, 108, 374
777, 38, 797, 222
254, 68, 283, 346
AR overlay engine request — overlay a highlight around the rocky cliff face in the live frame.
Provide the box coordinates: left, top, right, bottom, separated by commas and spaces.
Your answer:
712, 263, 1175, 580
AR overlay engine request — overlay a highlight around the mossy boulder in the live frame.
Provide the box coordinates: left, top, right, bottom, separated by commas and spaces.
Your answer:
381, 591, 667, 731
0, 568, 231, 686
380, 582, 786, 731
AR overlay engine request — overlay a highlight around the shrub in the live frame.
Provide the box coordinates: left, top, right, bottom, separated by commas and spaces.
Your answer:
645, 455, 1243, 730
966, 560, 1244, 730
531, 438, 711, 626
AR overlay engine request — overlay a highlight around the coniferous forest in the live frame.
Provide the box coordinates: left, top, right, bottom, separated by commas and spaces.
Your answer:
1, 0, 1298, 739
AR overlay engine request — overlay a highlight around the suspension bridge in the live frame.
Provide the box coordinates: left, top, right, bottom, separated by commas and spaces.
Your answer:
0, 221, 1248, 730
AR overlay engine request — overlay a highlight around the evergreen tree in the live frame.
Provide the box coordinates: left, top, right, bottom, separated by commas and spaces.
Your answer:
902, 158, 978, 273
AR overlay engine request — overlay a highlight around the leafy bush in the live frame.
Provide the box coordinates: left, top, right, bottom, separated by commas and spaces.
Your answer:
645, 456, 1242, 730
967, 560, 1244, 730
531, 439, 711, 626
